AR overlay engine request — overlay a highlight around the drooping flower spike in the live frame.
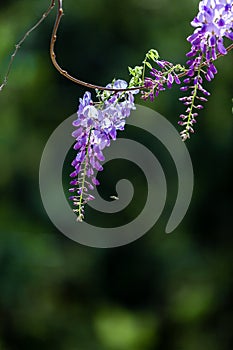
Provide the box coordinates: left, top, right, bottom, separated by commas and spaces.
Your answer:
178, 0, 233, 140
69, 80, 137, 221
187, 0, 233, 60
142, 59, 183, 101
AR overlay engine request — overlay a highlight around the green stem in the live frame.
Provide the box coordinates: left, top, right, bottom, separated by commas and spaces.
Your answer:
185, 57, 204, 136
76, 130, 92, 221
142, 61, 146, 84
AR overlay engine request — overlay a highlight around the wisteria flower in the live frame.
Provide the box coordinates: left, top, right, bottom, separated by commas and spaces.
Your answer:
69, 80, 138, 221
142, 59, 183, 101
178, 0, 233, 140
187, 0, 233, 60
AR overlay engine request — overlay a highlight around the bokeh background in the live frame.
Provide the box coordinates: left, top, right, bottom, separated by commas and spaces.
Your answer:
0, 0, 233, 349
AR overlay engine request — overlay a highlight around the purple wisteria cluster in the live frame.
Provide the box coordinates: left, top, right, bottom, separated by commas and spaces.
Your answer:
69, 80, 138, 221
179, 0, 233, 140
187, 0, 233, 60
142, 59, 182, 101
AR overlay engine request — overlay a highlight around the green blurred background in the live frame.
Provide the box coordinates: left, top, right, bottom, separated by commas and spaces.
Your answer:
0, 0, 233, 349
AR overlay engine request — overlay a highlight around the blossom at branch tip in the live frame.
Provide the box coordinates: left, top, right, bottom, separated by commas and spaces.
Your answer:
187, 0, 233, 60
178, 0, 232, 140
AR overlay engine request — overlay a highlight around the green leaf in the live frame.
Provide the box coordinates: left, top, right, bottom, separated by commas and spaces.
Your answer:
145, 62, 152, 69
128, 67, 135, 76
149, 49, 159, 60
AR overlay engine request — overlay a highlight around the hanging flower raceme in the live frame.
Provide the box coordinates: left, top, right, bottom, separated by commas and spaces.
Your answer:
142, 59, 183, 101
178, 0, 233, 140
69, 80, 138, 221
187, 0, 233, 60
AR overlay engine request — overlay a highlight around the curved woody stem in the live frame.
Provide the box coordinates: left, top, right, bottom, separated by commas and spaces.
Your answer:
50, 0, 143, 92
50, 1, 233, 91
1, 0, 232, 93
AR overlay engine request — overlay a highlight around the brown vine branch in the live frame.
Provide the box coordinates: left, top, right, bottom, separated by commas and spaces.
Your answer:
50, 0, 233, 91
0, 0, 56, 92
50, 0, 143, 92
1, 1, 232, 94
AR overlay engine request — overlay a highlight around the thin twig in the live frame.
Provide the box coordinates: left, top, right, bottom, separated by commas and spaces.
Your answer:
0, 0, 56, 92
